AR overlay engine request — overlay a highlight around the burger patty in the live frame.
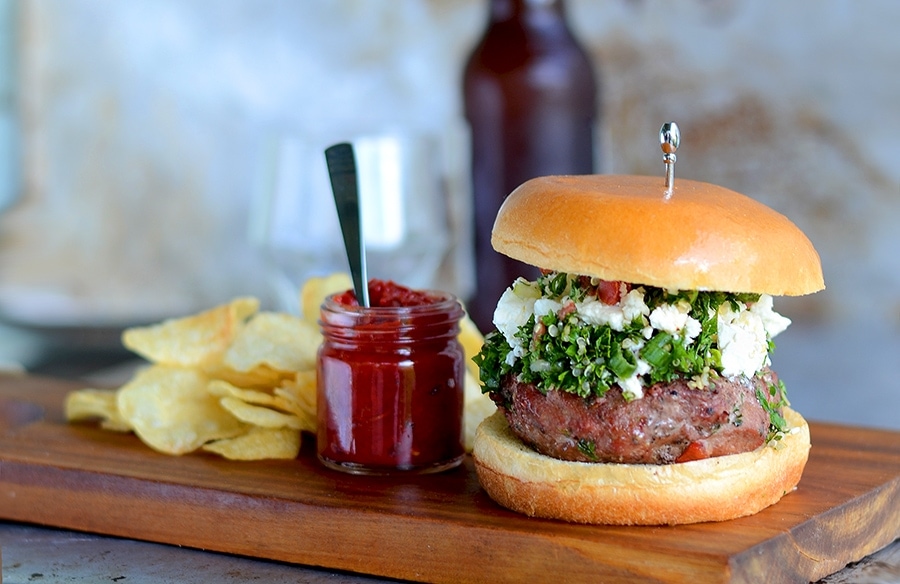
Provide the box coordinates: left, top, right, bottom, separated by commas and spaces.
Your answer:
492, 370, 782, 464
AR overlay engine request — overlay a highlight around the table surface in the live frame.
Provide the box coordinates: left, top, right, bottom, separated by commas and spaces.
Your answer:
0, 522, 898, 583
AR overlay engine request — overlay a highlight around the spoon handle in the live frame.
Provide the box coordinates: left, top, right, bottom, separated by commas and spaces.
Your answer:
325, 142, 369, 307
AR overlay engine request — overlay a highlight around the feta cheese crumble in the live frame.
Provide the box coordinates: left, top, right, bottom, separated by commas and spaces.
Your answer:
717, 295, 791, 378
649, 300, 702, 342
490, 273, 792, 400
492, 283, 536, 365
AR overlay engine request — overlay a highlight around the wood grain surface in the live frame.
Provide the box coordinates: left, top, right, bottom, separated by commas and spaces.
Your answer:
1, 375, 899, 583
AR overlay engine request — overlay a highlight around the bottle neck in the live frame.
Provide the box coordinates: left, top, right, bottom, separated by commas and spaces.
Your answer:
489, 0, 565, 21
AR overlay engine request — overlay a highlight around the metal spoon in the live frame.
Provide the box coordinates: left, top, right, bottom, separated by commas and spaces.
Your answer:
325, 142, 369, 307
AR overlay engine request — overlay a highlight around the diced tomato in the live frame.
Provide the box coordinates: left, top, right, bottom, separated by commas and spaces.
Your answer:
598, 280, 623, 305
596, 280, 633, 305
557, 299, 577, 318
675, 441, 710, 463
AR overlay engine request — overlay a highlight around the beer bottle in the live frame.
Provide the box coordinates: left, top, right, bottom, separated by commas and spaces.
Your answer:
463, 0, 599, 332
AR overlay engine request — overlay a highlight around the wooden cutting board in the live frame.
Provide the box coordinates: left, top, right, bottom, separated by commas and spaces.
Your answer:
1, 375, 899, 583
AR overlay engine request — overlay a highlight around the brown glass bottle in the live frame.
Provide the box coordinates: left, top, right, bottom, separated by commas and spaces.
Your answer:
463, 0, 598, 332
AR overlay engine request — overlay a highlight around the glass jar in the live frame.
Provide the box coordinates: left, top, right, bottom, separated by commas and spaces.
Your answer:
316, 285, 466, 475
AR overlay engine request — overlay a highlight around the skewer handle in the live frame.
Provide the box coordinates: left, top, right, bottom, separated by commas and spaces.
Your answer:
659, 122, 680, 196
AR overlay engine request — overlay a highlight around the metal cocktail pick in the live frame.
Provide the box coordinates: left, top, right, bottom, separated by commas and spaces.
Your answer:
325, 142, 370, 307
659, 121, 680, 197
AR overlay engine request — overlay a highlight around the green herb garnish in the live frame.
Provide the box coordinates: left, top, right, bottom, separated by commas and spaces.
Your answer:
475, 272, 764, 400
576, 438, 599, 461
757, 379, 791, 442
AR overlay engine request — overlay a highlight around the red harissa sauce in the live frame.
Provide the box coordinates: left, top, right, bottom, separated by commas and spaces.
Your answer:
317, 279, 465, 475
330, 278, 437, 307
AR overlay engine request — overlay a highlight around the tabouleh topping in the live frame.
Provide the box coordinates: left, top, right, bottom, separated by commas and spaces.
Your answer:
475, 272, 791, 402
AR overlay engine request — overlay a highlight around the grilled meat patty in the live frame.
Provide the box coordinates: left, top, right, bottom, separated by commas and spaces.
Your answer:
492, 369, 782, 464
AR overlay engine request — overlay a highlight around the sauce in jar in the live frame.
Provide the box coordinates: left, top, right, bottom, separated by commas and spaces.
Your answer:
316, 279, 466, 475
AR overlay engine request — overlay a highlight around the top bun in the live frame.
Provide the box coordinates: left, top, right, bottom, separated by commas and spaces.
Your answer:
491, 175, 824, 296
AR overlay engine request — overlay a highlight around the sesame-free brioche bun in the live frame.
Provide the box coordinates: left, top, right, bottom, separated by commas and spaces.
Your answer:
473, 408, 811, 525
491, 175, 824, 296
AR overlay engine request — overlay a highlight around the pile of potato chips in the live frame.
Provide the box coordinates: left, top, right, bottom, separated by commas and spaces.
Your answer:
65, 273, 494, 461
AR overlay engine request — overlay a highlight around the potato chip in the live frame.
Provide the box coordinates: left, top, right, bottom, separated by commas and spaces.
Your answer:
300, 272, 351, 324
65, 388, 131, 432
117, 365, 247, 455
202, 427, 301, 460
464, 369, 495, 453
221, 312, 321, 375
207, 379, 280, 407
272, 370, 317, 432
203, 363, 285, 390
122, 297, 259, 367
219, 396, 305, 430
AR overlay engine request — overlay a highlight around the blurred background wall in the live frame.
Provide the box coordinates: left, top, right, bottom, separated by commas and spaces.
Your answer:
0, 0, 897, 428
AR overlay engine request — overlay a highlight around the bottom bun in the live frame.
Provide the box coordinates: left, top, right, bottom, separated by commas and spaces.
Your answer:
473, 408, 810, 525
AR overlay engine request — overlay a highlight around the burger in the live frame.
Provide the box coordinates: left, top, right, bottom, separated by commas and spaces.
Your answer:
472, 174, 824, 525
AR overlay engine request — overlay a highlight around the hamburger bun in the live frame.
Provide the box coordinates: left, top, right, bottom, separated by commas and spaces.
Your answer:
473, 408, 811, 525
491, 175, 824, 296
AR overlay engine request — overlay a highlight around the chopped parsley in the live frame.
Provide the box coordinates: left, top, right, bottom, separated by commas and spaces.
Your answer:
757, 379, 791, 443
576, 438, 599, 461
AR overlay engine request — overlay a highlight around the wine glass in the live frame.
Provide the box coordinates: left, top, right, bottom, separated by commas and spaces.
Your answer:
250, 129, 454, 314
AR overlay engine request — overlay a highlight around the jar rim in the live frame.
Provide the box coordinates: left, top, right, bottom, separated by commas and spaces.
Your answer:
319, 290, 465, 339
321, 290, 463, 315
